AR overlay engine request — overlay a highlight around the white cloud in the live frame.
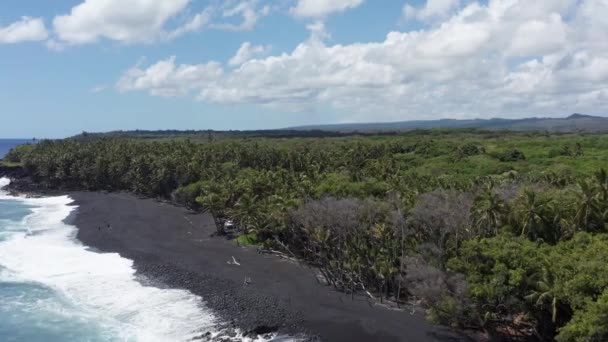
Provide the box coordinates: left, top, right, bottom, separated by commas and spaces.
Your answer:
117, 0, 608, 121
51, 0, 271, 45
53, 0, 191, 44
509, 14, 567, 56
211, 0, 271, 32
117, 56, 224, 97
229, 42, 271, 66
291, 0, 364, 18
166, 8, 213, 40
306, 21, 330, 41
403, 0, 462, 22
0, 17, 48, 44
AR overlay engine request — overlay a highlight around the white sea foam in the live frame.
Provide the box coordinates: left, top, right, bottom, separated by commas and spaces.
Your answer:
0, 177, 9, 189
0, 178, 286, 342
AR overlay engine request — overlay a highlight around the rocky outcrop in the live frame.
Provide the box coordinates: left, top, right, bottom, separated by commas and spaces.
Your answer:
0, 165, 26, 180
0, 166, 58, 196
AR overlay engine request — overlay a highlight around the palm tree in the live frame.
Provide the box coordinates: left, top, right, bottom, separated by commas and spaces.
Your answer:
229, 192, 261, 233
515, 190, 550, 239
595, 169, 608, 202
525, 264, 560, 324
196, 183, 233, 235
574, 180, 600, 232
473, 183, 507, 237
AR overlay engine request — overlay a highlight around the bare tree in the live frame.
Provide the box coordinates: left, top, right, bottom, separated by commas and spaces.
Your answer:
288, 197, 400, 297
403, 254, 472, 326
407, 190, 474, 266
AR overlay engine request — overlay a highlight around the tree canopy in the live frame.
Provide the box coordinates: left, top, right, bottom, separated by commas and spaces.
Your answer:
10, 130, 608, 341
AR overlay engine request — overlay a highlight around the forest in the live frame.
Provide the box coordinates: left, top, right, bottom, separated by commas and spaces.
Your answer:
5, 130, 608, 341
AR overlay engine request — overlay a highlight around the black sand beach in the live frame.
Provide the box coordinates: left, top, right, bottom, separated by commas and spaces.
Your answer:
69, 191, 472, 342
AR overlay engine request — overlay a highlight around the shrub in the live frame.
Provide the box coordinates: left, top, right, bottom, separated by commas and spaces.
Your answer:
172, 181, 205, 209
495, 149, 526, 162
557, 289, 608, 342
456, 142, 485, 159
404, 255, 472, 327
4, 144, 34, 163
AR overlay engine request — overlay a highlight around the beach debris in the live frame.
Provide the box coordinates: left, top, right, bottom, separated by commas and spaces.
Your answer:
223, 219, 235, 231
227, 256, 241, 266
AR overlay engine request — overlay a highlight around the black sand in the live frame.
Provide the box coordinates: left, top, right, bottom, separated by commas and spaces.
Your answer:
69, 191, 472, 342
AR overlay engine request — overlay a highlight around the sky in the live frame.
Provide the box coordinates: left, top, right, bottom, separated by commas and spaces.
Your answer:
0, 0, 607, 138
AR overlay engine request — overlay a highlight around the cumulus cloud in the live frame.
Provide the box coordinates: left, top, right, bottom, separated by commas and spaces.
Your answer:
116, 56, 224, 97
52, 0, 191, 44
117, 0, 608, 120
0, 17, 48, 44
508, 14, 567, 57
291, 0, 364, 18
51, 0, 270, 45
229, 42, 271, 66
403, 0, 462, 22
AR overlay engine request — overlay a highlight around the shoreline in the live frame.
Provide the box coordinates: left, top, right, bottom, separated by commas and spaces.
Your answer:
0, 183, 221, 341
68, 191, 472, 342
1, 177, 473, 341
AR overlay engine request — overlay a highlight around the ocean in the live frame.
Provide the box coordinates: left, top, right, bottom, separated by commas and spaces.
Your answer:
0, 178, 274, 342
0, 139, 35, 159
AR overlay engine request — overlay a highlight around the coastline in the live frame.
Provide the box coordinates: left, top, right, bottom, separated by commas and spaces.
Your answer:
1, 175, 472, 341
0, 182, 221, 341
66, 191, 471, 342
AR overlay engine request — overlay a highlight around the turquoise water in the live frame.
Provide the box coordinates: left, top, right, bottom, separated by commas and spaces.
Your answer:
0, 178, 289, 342
0, 179, 236, 342
0, 199, 117, 342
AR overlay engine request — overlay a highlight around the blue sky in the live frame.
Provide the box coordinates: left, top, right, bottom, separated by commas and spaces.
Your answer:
1, 0, 607, 138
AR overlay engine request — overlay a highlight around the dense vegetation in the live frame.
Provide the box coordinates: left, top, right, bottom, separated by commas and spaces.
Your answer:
0, 144, 34, 168
8, 130, 608, 341
70, 128, 397, 141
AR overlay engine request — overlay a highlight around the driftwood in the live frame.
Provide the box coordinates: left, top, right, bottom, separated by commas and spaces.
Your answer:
226, 256, 241, 266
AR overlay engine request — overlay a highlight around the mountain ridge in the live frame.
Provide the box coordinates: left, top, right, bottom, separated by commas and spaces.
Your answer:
69, 114, 608, 141
286, 114, 608, 132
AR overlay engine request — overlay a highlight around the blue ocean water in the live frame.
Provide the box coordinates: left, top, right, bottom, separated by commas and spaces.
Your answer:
0, 179, 240, 342
0, 139, 35, 159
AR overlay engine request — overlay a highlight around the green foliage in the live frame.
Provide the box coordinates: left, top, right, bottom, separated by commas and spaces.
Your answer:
4, 144, 34, 163
548, 143, 584, 159
456, 142, 485, 160
557, 289, 608, 342
314, 172, 390, 198
15, 131, 608, 341
0, 160, 22, 168
450, 233, 608, 337
236, 233, 259, 246
172, 181, 206, 209
495, 148, 526, 162
449, 236, 544, 325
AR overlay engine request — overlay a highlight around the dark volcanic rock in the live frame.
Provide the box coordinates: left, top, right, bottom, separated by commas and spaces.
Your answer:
0, 165, 26, 180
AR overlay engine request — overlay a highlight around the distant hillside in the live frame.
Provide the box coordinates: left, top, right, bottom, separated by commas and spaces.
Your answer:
69, 129, 396, 141
288, 114, 608, 132
69, 114, 608, 141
